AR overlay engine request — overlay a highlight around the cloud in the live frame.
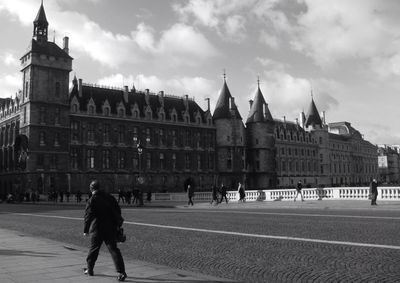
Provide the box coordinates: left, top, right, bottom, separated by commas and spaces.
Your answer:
157, 23, 220, 66
173, 0, 256, 42
0, 72, 21, 98
224, 15, 246, 41
290, 0, 400, 72
254, 58, 339, 120
1, 52, 19, 67
0, 0, 219, 69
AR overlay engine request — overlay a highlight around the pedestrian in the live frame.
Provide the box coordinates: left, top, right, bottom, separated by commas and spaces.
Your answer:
294, 180, 304, 202
146, 191, 152, 202
83, 179, 127, 281
370, 179, 378, 205
66, 191, 70, 202
219, 183, 229, 203
187, 184, 194, 206
238, 182, 246, 202
118, 189, 124, 204
76, 190, 82, 203
210, 185, 218, 205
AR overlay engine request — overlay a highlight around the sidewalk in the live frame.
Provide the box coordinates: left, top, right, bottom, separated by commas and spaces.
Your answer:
180, 199, 400, 211
0, 229, 233, 283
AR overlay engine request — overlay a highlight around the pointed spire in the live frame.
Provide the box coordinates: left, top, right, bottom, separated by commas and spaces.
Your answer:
213, 74, 241, 120
304, 96, 322, 128
246, 79, 273, 124
72, 74, 78, 86
33, 1, 49, 43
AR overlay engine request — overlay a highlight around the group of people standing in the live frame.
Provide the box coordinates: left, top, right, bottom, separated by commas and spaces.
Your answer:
210, 182, 246, 205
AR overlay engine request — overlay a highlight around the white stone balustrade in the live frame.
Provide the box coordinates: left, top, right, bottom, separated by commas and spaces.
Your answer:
153, 187, 400, 202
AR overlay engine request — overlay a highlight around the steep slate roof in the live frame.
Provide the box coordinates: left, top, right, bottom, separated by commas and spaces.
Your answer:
23, 39, 72, 59
212, 80, 241, 120
304, 98, 322, 128
34, 2, 48, 26
246, 86, 273, 124
69, 83, 207, 123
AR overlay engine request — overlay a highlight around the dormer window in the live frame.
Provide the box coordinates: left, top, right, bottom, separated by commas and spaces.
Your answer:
72, 104, 78, 113
118, 108, 125, 117
89, 105, 95, 115
104, 107, 110, 116
133, 110, 139, 119
146, 110, 152, 120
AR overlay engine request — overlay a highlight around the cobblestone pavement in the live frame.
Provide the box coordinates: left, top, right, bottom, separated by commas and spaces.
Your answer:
0, 200, 399, 282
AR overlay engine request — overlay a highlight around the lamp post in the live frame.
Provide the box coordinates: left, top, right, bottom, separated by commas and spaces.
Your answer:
133, 136, 149, 186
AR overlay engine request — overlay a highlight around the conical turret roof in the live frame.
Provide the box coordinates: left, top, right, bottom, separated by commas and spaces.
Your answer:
246, 85, 273, 124
304, 97, 322, 128
213, 79, 241, 120
34, 2, 48, 26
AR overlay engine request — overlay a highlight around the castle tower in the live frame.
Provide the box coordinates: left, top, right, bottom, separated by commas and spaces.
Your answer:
245, 81, 276, 189
304, 96, 329, 185
19, 1, 73, 193
213, 75, 246, 189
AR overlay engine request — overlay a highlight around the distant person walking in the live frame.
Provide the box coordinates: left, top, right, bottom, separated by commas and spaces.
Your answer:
370, 179, 378, 205
294, 181, 304, 202
210, 185, 218, 205
238, 182, 246, 202
83, 180, 127, 281
219, 183, 229, 203
187, 184, 194, 206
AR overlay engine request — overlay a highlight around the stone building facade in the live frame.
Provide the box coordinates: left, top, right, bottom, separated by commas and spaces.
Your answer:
0, 3, 378, 195
377, 145, 400, 184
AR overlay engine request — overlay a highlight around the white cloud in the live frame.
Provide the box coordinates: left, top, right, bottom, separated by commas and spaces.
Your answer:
132, 23, 156, 52
256, 65, 339, 121
224, 15, 246, 41
0, 0, 219, 69
173, 0, 256, 42
0, 73, 21, 98
1, 52, 19, 66
290, 0, 400, 72
157, 23, 219, 66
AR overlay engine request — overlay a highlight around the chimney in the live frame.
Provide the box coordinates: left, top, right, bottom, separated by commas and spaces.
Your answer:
158, 91, 164, 106
63, 37, 69, 54
78, 79, 82, 97
295, 118, 299, 125
321, 111, 326, 124
249, 99, 253, 109
145, 89, 150, 105
205, 98, 210, 111
299, 112, 304, 128
184, 94, 189, 109
283, 116, 286, 123
123, 86, 129, 103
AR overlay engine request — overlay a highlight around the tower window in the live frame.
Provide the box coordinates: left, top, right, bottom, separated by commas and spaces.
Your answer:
55, 82, 60, 97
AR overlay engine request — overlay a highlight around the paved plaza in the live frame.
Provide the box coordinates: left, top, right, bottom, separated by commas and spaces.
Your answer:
0, 228, 232, 283
0, 199, 399, 282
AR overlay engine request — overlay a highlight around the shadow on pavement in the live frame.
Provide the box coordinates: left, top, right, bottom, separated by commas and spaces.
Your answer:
0, 249, 56, 257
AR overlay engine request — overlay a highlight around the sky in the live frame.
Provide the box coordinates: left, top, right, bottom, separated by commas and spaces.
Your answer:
0, 0, 400, 145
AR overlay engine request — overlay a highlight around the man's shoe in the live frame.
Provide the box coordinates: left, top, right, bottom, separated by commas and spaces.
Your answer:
117, 272, 127, 281
83, 268, 94, 276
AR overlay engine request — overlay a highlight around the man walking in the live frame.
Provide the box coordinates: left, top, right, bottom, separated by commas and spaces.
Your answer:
219, 183, 229, 203
294, 180, 304, 202
370, 179, 378, 205
187, 184, 194, 206
83, 180, 127, 281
